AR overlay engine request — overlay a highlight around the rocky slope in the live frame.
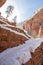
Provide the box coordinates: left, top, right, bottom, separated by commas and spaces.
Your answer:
0, 15, 31, 52
23, 7, 43, 38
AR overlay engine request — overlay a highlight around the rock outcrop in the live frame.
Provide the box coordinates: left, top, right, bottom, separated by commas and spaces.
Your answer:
0, 0, 6, 7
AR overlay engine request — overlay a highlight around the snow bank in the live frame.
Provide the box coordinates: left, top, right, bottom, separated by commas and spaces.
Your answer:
0, 38, 43, 65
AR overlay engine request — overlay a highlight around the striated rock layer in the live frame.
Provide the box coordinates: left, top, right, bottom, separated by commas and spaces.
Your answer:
0, 15, 31, 52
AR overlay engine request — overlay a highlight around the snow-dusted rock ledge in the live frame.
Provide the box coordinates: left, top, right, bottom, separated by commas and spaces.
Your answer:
0, 38, 43, 65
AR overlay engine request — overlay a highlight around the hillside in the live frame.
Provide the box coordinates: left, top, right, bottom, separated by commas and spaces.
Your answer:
0, 15, 31, 52
23, 7, 43, 38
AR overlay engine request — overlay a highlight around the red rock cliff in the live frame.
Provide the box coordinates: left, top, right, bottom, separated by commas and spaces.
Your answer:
23, 7, 43, 37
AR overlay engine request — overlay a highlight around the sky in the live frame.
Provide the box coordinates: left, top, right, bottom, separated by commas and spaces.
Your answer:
0, 0, 43, 23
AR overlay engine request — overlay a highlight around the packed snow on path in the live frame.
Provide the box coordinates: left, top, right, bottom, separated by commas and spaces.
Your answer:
0, 38, 43, 65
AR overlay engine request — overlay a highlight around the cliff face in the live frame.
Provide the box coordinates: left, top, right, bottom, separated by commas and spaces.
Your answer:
23, 8, 43, 38
0, 15, 31, 52
0, 0, 6, 7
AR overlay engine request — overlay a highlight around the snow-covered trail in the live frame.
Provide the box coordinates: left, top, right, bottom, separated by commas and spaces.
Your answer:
0, 38, 43, 65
